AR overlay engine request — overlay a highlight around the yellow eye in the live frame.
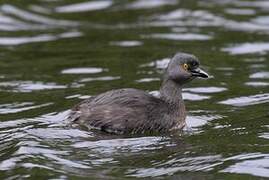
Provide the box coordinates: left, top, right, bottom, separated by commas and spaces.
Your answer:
183, 63, 189, 70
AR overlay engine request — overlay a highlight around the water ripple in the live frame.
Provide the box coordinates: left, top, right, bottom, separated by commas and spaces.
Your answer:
127, 155, 222, 177
140, 58, 170, 69
73, 136, 170, 154
135, 78, 160, 83
55, 0, 113, 13
1, 4, 78, 27
250, 71, 269, 79
61, 67, 106, 74
223, 43, 269, 55
25, 128, 92, 139
219, 93, 269, 106
151, 8, 269, 33
0, 81, 67, 92
221, 153, 269, 178
182, 92, 211, 101
110, 41, 143, 47
187, 114, 223, 128
79, 76, 120, 83
143, 33, 212, 41
0, 31, 82, 46
128, 0, 178, 9
245, 82, 269, 87
184, 87, 227, 93
225, 8, 256, 15
0, 102, 53, 114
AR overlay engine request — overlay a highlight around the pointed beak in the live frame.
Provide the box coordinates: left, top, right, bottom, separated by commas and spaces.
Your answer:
191, 67, 209, 78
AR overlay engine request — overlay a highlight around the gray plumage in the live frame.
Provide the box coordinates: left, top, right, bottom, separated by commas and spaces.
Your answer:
68, 53, 209, 134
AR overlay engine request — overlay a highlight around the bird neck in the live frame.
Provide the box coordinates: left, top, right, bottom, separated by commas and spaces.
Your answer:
160, 79, 183, 104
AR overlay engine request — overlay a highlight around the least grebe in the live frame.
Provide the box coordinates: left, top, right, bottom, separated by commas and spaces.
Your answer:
69, 53, 209, 134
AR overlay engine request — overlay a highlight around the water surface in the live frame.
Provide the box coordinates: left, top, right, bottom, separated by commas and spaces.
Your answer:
0, 0, 268, 179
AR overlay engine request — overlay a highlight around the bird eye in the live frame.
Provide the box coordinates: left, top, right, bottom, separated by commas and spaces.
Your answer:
183, 63, 189, 70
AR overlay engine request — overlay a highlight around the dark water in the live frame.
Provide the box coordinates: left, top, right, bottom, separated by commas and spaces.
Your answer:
0, 0, 268, 179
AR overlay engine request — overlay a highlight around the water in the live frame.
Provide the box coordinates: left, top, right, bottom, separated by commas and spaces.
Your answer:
0, 0, 268, 179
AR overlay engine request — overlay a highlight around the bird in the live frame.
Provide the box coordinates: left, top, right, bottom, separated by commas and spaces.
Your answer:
68, 53, 209, 134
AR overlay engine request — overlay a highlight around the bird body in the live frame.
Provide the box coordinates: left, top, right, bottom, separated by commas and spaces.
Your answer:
69, 53, 209, 134
69, 88, 186, 134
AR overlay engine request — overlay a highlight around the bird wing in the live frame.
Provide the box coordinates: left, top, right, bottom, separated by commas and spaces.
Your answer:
68, 88, 166, 133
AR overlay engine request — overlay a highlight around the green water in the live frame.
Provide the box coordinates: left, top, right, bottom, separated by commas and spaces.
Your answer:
0, 0, 269, 179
